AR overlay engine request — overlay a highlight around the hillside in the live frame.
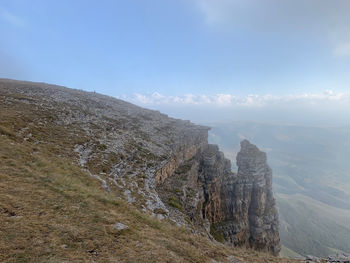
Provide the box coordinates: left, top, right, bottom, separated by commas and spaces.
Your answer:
0, 79, 299, 263
206, 121, 350, 257
278, 194, 350, 257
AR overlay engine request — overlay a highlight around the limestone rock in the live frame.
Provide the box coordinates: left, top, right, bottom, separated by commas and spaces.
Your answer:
114, 222, 128, 231
327, 253, 350, 263
157, 139, 280, 255
1, 79, 281, 257
197, 140, 280, 255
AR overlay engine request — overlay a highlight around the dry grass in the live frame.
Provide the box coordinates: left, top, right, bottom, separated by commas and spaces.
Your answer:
0, 89, 302, 263
0, 135, 299, 263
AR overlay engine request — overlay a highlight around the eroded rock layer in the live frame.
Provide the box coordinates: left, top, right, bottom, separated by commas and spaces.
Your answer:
205, 140, 280, 255
158, 140, 280, 255
1, 79, 280, 256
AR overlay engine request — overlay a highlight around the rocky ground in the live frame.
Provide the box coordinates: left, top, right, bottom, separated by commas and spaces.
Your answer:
1, 78, 345, 262
303, 253, 350, 263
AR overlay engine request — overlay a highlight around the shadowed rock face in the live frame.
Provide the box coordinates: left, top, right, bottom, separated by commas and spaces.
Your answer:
236, 140, 280, 254
158, 139, 280, 255
200, 140, 280, 255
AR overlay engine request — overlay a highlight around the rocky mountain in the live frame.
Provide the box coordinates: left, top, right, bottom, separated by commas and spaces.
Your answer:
0, 79, 283, 262
157, 140, 280, 256
206, 121, 350, 258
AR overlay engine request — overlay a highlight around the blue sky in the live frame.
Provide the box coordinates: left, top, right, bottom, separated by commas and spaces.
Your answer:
1, 0, 350, 124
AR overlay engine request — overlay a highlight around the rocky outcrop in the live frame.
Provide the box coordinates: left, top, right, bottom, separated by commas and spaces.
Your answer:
155, 130, 208, 184
327, 253, 350, 263
239, 140, 280, 254
200, 140, 280, 255
0, 79, 209, 214
1, 79, 280, 256
157, 139, 280, 255
303, 253, 350, 263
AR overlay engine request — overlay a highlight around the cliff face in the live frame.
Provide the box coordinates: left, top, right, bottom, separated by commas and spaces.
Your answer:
237, 140, 280, 254
1, 79, 280, 256
201, 140, 280, 255
157, 140, 280, 256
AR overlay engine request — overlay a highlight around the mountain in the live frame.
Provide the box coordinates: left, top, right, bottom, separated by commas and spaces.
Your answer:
158, 140, 280, 255
0, 79, 288, 263
205, 120, 350, 257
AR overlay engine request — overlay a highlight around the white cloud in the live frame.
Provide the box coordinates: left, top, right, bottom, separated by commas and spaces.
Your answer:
134, 93, 154, 104
126, 91, 350, 108
215, 94, 234, 105
333, 42, 350, 57
0, 9, 26, 28
193, 0, 256, 27
193, 0, 350, 56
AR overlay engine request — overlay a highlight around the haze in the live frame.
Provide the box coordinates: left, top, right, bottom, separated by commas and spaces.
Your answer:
2, 0, 350, 258
2, 0, 350, 126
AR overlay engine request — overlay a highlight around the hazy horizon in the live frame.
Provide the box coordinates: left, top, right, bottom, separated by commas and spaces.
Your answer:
2, 0, 350, 127
2, 0, 350, 259
125, 95, 350, 127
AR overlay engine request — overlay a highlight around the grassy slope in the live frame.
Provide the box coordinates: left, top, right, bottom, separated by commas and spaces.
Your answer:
207, 121, 350, 257
0, 135, 213, 262
0, 85, 300, 263
277, 193, 350, 258
0, 126, 303, 263
279, 246, 301, 259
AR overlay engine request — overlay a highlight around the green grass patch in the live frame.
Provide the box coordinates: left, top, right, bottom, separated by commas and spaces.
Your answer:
210, 225, 225, 243
168, 196, 184, 212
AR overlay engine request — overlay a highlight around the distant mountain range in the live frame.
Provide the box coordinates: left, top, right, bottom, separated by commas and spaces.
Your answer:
205, 121, 350, 257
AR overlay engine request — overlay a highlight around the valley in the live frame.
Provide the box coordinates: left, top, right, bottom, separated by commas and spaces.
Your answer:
206, 121, 350, 257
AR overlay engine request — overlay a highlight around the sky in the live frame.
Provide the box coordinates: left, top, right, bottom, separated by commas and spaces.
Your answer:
1, 0, 350, 125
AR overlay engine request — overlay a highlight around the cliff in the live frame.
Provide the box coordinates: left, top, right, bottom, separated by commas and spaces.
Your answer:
0, 79, 281, 261
157, 140, 280, 255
